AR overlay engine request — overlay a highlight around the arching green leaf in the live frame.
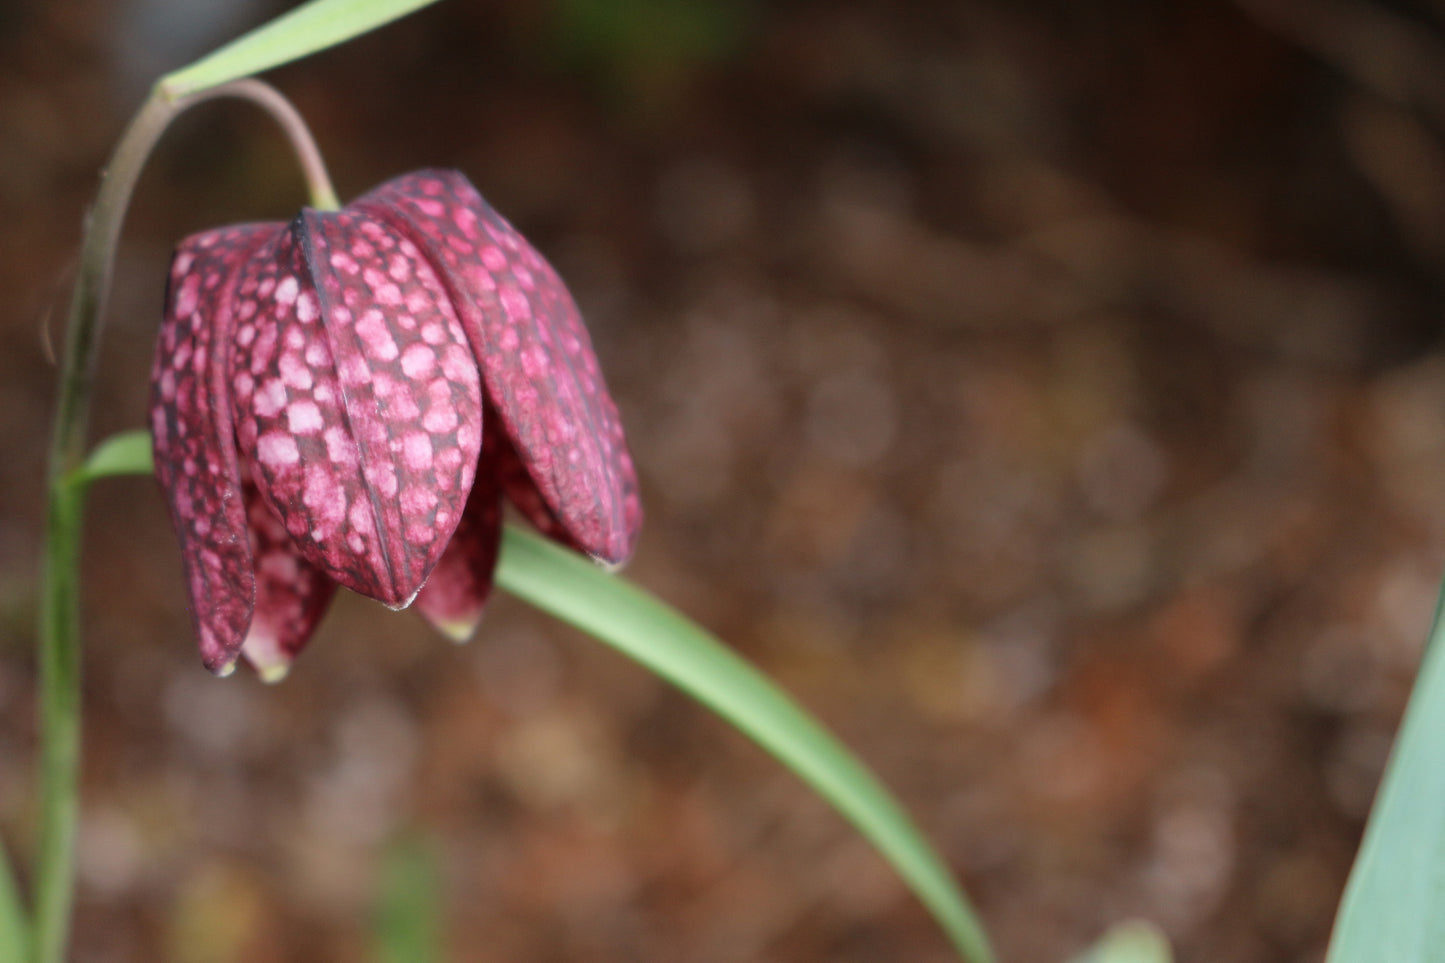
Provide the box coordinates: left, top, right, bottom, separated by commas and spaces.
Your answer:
494, 526, 994, 963
160, 0, 442, 99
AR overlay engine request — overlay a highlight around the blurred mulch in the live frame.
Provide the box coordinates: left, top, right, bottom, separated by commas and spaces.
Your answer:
5, 1, 1445, 961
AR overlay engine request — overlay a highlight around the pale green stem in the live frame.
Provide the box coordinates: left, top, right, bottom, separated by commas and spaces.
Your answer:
0, 837, 27, 963
34, 80, 333, 963
371, 833, 442, 963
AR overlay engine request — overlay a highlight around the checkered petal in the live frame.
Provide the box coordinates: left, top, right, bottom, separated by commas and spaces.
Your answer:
352, 169, 643, 566
412, 410, 506, 641
150, 223, 277, 675
239, 480, 340, 681
229, 210, 484, 608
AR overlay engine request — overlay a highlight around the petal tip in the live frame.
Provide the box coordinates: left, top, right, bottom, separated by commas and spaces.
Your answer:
433, 614, 481, 644
256, 661, 291, 685
382, 585, 424, 612
241, 623, 294, 684
590, 552, 628, 574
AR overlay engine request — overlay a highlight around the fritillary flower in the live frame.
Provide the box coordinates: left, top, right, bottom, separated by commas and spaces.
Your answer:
149, 169, 641, 680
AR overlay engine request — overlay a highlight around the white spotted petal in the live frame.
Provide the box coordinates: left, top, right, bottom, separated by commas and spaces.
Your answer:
353, 170, 642, 567
151, 168, 642, 678
152, 223, 352, 677
230, 210, 484, 608
412, 408, 507, 640
239, 481, 339, 681
150, 224, 272, 674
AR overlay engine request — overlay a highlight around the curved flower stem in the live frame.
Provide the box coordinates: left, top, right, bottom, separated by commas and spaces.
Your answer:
209, 80, 340, 211
35, 79, 334, 963
49, 78, 334, 482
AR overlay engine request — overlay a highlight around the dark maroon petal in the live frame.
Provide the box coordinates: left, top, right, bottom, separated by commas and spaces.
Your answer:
239, 479, 339, 681
493, 430, 575, 548
352, 169, 642, 566
151, 223, 279, 675
229, 211, 483, 608
413, 416, 505, 641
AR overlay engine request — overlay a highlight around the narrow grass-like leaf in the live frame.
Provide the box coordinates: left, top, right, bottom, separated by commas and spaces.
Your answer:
1326, 585, 1445, 961
371, 833, 442, 963
1070, 921, 1172, 963
159, 0, 442, 99
493, 526, 995, 963
0, 838, 27, 963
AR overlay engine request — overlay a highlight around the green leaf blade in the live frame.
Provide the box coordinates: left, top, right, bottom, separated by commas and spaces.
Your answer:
1327, 585, 1445, 962
159, 0, 442, 98
78, 430, 154, 484
494, 526, 995, 963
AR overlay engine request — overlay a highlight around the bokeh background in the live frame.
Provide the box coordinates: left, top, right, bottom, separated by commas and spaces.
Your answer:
5, 0, 1445, 960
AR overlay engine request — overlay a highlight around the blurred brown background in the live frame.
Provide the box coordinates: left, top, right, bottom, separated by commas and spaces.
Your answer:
4, 0, 1445, 960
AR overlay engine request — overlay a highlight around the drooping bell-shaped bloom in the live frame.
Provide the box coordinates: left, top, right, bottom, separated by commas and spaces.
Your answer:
150, 169, 641, 680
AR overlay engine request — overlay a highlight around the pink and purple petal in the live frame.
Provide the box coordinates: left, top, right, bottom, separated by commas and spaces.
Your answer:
230, 211, 483, 608
239, 480, 340, 681
493, 431, 574, 548
151, 223, 278, 674
352, 169, 643, 566
413, 422, 505, 641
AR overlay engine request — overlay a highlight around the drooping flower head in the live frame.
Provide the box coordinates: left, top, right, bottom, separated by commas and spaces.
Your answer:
150, 170, 641, 680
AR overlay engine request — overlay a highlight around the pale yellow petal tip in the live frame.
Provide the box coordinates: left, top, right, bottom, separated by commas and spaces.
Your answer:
435, 617, 480, 645
256, 660, 291, 685
215, 660, 238, 679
